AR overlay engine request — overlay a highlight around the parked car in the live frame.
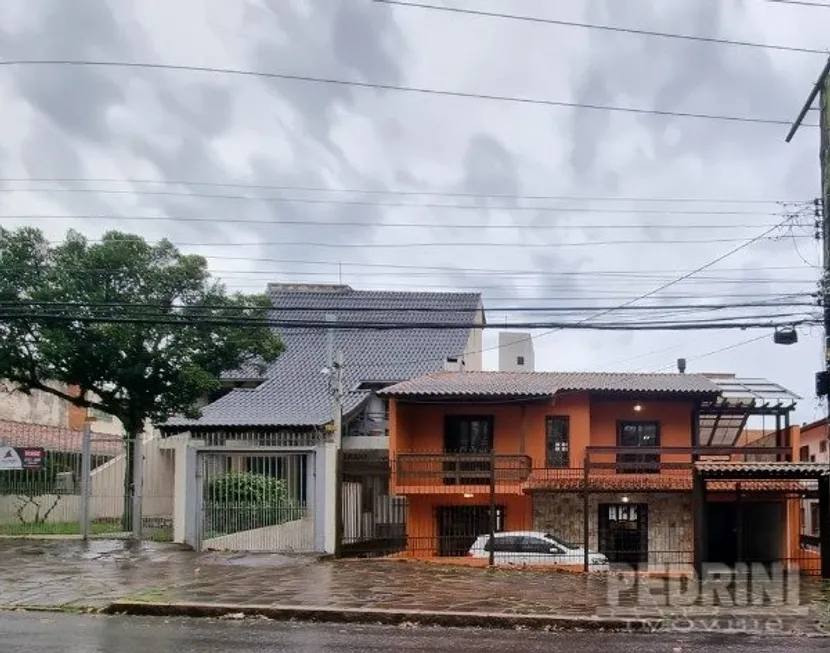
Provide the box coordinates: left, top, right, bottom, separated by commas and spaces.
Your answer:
468, 531, 609, 570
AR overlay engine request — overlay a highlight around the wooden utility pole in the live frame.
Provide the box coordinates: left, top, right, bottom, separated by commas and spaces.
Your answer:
786, 55, 830, 579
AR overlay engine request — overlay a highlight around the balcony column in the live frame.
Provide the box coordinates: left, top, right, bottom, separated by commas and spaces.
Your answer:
693, 468, 707, 577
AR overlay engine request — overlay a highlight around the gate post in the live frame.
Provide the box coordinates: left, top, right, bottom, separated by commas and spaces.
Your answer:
183, 446, 200, 550
819, 474, 830, 579
79, 423, 92, 541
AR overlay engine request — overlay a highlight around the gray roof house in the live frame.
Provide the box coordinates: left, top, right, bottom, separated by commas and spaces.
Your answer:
160, 284, 484, 556
165, 284, 484, 436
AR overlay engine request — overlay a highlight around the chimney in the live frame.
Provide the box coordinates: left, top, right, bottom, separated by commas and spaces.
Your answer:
677, 358, 687, 374
443, 356, 464, 372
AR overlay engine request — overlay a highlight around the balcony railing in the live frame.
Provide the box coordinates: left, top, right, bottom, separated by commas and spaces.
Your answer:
393, 446, 796, 493
395, 453, 532, 486
585, 446, 794, 471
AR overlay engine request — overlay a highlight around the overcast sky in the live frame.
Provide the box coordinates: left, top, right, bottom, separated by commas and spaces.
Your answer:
0, 0, 826, 423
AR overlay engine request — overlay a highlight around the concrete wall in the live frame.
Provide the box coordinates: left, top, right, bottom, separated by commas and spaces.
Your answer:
498, 332, 535, 372
201, 517, 315, 552
0, 381, 155, 437
0, 383, 66, 427
532, 492, 694, 565
462, 303, 485, 372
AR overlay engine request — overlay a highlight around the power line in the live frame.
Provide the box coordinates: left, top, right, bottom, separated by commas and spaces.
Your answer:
652, 333, 774, 372
0, 59, 812, 127
765, 0, 830, 8
5, 214, 798, 230
0, 177, 807, 204
0, 188, 807, 215
0, 299, 815, 313
509, 215, 801, 350
373, 0, 827, 55
34, 236, 807, 251
0, 309, 815, 331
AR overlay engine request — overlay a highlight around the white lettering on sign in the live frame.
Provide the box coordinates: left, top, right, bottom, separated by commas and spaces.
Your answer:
0, 446, 23, 470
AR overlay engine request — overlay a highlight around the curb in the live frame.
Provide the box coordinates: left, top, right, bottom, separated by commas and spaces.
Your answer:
100, 602, 676, 632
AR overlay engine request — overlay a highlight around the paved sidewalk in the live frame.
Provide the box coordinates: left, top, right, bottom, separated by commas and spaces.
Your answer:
1, 540, 829, 633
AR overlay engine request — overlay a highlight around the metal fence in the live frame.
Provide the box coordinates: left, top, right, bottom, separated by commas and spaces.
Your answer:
339, 453, 825, 576
0, 422, 173, 541
340, 451, 407, 557
197, 450, 315, 552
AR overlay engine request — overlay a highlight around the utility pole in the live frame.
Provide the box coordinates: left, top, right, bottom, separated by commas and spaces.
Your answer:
326, 314, 344, 556
786, 55, 830, 579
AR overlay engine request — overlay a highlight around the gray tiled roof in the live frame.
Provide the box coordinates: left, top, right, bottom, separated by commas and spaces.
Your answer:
378, 371, 721, 398
166, 287, 481, 429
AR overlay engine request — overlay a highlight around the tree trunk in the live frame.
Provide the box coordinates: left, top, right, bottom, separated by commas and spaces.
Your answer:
121, 433, 136, 533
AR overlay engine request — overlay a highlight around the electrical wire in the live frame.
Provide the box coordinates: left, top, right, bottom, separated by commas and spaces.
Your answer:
0, 299, 816, 313
0, 309, 816, 331
0, 188, 808, 215
31, 236, 808, 250
0, 177, 808, 204
0, 59, 813, 126
372, 0, 827, 55
4, 214, 800, 230
652, 333, 774, 372
764, 0, 830, 8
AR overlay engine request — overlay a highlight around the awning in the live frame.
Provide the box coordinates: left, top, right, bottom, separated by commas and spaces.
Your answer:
695, 462, 830, 479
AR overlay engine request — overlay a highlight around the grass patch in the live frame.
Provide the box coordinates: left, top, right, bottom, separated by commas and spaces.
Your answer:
0, 520, 122, 536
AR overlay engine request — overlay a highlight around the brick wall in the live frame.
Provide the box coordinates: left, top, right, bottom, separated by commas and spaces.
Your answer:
532, 492, 693, 565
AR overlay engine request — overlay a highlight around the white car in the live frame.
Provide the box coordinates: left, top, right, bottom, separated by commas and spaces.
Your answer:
468, 531, 609, 571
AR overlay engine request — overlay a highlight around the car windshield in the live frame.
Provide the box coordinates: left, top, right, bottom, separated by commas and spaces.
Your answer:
545, 534, 579, 550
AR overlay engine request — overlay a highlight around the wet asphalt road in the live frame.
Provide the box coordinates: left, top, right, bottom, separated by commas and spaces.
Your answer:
2, 612, 826, 652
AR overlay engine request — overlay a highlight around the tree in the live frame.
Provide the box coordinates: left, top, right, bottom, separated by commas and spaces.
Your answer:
0, 228, 284, 531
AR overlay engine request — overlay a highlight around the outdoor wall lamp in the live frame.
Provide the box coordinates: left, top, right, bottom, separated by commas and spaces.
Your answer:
462, 493, 474, 499
633, 404, 644, 412
621, 496, 630, 503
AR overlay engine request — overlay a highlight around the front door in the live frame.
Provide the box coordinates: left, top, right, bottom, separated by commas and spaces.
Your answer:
598, 503, 648, 566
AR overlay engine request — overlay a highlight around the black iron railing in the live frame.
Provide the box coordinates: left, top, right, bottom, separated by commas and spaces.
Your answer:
395, 453, 532, 485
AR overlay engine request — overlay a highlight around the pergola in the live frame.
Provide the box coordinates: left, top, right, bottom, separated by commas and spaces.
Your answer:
696, 375, 800, 451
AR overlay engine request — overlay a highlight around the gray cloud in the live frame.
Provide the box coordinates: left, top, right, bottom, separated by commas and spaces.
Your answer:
0, 0, 823, 416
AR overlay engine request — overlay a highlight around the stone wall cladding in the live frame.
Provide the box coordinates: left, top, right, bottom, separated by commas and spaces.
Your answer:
532, 492, 693, 566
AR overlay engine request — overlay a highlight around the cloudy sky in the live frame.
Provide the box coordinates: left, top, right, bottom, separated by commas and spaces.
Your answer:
0, 0, 826, 422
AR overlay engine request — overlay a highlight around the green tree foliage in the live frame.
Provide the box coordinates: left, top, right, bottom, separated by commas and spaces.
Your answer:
205, 472, 304, 535
0, 228, 284, 529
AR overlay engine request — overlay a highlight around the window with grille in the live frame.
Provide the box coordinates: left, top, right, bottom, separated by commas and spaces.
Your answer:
545, 416, 570, 468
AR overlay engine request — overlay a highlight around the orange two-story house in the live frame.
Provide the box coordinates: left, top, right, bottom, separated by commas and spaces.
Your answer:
380, 371, 829, 575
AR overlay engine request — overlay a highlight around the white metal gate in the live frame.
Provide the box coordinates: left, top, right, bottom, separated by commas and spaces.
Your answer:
197, 450, 315, 552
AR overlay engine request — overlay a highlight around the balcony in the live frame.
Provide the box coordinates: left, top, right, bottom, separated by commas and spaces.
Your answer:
524, 446, 795, 493
393, 453, 532, 495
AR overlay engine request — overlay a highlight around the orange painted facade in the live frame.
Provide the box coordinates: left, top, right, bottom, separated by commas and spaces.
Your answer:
389, 391, 806, 568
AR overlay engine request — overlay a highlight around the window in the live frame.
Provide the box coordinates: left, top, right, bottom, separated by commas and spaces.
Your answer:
518, 536, 556, 555
545, 417, 570, 468
811, 503, 820, 536
811, 454, 816, 462
821, 440, 828, 454
517, 356, 525, 366
800, 445, 810, 462
617, 421, 660, 473
485, 535, 522, 553
444, 416, 493, 453
443, 416, 494, 485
